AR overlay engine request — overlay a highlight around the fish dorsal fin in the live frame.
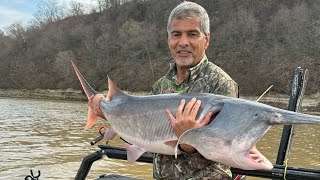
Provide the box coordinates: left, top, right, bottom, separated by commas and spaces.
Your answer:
107, 76, 124, 100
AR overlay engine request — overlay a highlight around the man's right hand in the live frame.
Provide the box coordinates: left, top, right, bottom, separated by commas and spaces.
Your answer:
89, 94, 107, 120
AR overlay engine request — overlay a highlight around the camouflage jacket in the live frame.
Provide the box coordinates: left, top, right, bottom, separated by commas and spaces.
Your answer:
152, 55, 238, 180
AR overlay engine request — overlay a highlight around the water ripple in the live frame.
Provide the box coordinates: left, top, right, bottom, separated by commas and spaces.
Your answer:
0, 97, 318, 180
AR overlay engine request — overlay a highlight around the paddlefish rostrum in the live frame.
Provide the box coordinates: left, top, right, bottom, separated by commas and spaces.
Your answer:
72, 61, 320, 170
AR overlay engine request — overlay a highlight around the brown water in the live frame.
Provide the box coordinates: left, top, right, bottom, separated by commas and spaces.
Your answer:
0, 97, 319, 180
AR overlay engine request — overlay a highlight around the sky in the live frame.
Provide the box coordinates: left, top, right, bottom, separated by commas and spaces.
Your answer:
0, 0, 98, 32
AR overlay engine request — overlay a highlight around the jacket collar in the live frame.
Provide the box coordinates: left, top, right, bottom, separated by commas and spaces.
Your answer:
167, 55, 209, 84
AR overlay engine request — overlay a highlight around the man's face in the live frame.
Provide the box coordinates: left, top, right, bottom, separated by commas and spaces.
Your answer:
168, 17, 210, 68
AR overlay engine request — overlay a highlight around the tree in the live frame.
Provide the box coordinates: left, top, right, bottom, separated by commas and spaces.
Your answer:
34, 0, 65, 25
69, 1, 85, 16
4, 22, 25, 39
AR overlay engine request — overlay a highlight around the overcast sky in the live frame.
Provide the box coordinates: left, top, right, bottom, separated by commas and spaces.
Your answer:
0, 0, 98, 32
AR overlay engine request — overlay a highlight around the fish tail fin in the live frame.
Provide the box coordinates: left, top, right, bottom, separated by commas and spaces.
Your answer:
71, 61, 100, 129
71, 61, 97, 99
85, 106, 99, 130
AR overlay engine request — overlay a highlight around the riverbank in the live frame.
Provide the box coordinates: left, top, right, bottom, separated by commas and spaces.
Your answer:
0, 89, 87, 101
0, 88, 319, 114
0, 89, 150, 101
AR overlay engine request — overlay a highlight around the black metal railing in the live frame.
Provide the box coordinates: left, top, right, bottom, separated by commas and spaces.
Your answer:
75, 68, 320, 180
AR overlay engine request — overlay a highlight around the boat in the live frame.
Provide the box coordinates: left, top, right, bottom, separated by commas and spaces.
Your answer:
75, 68, 320, 180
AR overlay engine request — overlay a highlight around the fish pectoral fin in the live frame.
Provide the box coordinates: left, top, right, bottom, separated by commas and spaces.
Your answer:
164, 140, 178, 148
248, 147, 273, 170
85, 106, 98, 130
125, 143, 146, 163
103, 127, 117, 142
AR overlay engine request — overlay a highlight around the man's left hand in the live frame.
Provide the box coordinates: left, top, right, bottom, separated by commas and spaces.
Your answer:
165, 98, 213, 153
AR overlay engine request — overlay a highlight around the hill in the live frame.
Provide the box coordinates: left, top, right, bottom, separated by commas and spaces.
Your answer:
0, 0, 319, 95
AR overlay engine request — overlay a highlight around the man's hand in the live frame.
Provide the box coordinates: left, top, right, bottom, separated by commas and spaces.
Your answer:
88, 94, 109, 120
166, 98, 214, 153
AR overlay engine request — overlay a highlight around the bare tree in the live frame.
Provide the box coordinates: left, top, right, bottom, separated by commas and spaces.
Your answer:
94, 0, 130, 12
53, 50, 75, 78
69, 1, 85, 16
96, 0, 112, 12
4, 22, 25, 39
33, 0, 65, 24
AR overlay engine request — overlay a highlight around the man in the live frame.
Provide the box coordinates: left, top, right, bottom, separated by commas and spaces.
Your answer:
151, 2, 238, 179
89, 1, 257, 179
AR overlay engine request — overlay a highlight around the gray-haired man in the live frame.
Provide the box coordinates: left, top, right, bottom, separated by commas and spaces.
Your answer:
152, 1, 238, 179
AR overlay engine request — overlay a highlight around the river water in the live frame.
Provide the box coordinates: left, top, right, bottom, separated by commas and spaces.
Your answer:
0, 97, 319, 180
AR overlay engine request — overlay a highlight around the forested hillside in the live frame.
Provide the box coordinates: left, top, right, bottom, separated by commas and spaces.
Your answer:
0, 0, 319, 95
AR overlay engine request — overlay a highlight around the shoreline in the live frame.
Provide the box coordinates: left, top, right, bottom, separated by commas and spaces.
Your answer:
0, 89, 87, 101
0, 89, 319, 114
0, 89, 150, 101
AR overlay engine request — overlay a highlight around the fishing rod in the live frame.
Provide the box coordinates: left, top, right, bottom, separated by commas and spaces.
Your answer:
275, 68, 308, 166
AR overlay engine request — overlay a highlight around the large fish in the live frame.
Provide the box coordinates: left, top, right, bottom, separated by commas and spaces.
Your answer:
71, 61, 320, 170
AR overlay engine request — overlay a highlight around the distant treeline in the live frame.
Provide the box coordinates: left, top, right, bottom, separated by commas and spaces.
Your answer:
0, 0, 319, 95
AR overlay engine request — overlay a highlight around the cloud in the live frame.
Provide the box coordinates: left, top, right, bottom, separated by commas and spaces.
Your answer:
0, 5, 32, 30
0, 5, 25, 17
0, 0, 99, 31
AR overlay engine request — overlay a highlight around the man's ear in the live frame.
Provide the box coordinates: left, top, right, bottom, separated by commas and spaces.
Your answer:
204, 32, 210, 49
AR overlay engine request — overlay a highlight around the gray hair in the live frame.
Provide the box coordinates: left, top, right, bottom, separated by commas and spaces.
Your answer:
167, 1, 210, 36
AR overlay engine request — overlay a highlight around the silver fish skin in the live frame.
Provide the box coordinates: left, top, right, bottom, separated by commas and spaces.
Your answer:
176, 97, 320, 170
71, 61, 320, 170
100, 92, 225, 156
